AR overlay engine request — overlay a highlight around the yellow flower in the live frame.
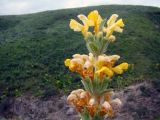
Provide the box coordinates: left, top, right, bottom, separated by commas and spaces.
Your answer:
64, 59, 71, 67
96, 55, 111, 70
64, 54, 95, 79
104, 14, 124, 38
112, 66, 123, 74
95, 55, 120, 70
69, 10, 103, 37
84, 61, 93, 69
107, 14, 118, 27
70, 19, 83, 31
88, 10, 102, 34
69, 58, 84, 72
66, 10, 128, 119
69, 13, 94, 37
101, 101, 113, 117
113, 62, 129, 74
78, 14, 93, 26
69, 19, 89, 37
120, 62, 129, 70
67, 94, 78, 104
96, 66, 114, 79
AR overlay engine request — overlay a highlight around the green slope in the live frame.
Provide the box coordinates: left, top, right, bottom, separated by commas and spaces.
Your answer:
0, 5, 160, 98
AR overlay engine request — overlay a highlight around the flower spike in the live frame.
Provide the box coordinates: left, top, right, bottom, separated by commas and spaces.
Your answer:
65, 10, 129, 120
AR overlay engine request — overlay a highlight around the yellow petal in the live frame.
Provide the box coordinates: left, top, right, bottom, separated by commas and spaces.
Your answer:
94, 15, 103, 33
84, 32, 93, 39
88, 10, 99, 24
69, 63, 76, 71
119, 62, 129, 70
109, 55, 120, 61
97, 15, 102, 24
78, 14, 94, 26
69, 19, 83, 31
103, 67, 114, 78
64, 59, 71, 66
95, 61, 104, 70
114, 27, 123, 33
81, 25, 89, 36
107, 14, 118, 27
116, 19, 124, 27
113, 66, 123, 74
96, 67, 114, 78
87, 10, 102, 33
105, 16, 124, 38
106, 27, 114, 38
113, 62, 128, 74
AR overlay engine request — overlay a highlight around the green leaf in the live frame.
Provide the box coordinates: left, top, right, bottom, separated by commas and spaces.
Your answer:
86, 43, 94, 53
92, 112, 104, 120
81, 108, 90, 120
81, 80, 89, 91
99, 19, 107, 31
89, 42, 98, 53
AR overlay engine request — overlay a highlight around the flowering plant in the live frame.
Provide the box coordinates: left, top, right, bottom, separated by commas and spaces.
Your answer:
64, 10, 129, 120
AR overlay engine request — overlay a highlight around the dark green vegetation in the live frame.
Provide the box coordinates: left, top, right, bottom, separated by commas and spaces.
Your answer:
0, 5, 160, 99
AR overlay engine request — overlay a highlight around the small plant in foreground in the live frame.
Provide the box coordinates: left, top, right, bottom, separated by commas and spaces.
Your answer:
64, 10, 129, 120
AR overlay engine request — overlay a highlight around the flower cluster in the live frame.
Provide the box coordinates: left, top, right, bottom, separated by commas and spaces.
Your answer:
65, 10, 129, 120
67, 89, 122, 118
70, 10, 124, 41
65, 53, 128, 80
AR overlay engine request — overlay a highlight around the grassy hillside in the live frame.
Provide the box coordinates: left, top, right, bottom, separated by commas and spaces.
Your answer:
0, 5, 160, 98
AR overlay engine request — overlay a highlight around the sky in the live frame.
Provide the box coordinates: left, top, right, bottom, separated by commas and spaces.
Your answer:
0, 0, 160, 15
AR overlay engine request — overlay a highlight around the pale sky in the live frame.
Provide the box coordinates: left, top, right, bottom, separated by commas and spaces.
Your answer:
0, 0, 160, 15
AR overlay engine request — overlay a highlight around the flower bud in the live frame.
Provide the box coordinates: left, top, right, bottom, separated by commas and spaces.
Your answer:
108, 35, 116, 42
107, 14, 119, 27
71, 58, 84, 65
67, 94, 78, 104
71, 89, 84, 96
89, 98, 96, 106
73, 54, 81, 58
109, 55, 120, 61
111, 98, 122, 107
102, 101, 111, 111
84, 61, 92, 69
80, 91, 89, 99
